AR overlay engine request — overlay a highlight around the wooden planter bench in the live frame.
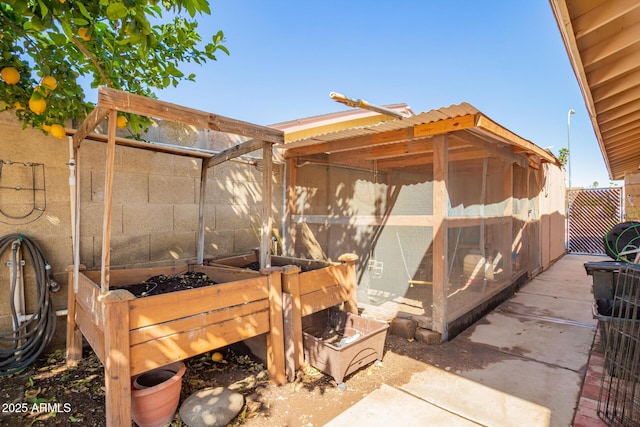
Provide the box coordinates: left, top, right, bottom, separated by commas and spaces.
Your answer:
208, 252, 359, 379
66, 264, 285, 425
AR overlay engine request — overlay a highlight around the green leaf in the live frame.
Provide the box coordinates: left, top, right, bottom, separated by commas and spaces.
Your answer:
105, 3, 128, 21
37, 0, 49, 18
70, 18, 89, 26
76, 2, 92, 20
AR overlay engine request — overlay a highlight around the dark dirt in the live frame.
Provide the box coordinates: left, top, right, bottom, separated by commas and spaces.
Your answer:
116, 272, 217, 298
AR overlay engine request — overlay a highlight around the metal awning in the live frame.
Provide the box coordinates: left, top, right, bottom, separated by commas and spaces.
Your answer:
550, 0, 640, 180
274, 102, 558, 169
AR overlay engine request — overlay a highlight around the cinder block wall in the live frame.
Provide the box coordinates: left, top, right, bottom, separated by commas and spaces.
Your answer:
0, 111, 283, 346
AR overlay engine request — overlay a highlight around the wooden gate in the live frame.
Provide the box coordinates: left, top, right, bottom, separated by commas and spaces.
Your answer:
568, 187, 623, 254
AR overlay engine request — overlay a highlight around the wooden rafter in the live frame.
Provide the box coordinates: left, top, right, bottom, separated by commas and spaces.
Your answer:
97, 87, 284, 144
73, 106, 110, 149
283, 128, 415, 158
207, 138, 264, 168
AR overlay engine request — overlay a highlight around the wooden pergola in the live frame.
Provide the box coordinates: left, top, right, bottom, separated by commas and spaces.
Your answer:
66, 87, 286, 426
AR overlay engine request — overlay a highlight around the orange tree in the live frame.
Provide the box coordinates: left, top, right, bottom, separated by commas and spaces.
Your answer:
0, 0, 228, 136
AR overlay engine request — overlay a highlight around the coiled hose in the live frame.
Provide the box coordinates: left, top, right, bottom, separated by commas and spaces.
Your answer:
0, 234, 58, 376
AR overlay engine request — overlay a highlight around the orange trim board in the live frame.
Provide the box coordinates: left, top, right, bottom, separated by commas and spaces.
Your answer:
413, 114, 477, 137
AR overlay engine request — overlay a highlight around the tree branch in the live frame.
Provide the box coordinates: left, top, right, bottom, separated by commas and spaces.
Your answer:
71, 35, 113, 87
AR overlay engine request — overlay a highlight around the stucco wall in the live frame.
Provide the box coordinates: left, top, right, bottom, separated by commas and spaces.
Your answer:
0, 111, 282, 344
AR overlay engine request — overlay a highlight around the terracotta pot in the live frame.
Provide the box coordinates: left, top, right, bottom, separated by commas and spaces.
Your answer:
131, 361, 186, 427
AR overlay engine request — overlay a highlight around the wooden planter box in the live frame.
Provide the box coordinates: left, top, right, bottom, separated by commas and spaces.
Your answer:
66, 264, 285, 424
208, 252, 359, 379
302, 307, 389, 384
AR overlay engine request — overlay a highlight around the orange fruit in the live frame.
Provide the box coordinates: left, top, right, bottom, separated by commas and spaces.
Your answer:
78, 28, 91, 41
42, 123, 51, 132
41, 76, 57, 90
116, 115, 128, 128
29, 97, 46, 114
50, 124, 65, 139
211, 352, 224, 362
14, 101, 24, 110
1, 67, 20, 84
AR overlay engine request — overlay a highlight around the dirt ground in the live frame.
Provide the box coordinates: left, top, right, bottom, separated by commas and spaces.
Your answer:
1, 271, 484, 426
0, 331, 484, 427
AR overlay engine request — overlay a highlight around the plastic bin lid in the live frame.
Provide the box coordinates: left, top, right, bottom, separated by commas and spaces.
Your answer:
584, 261, 627, 274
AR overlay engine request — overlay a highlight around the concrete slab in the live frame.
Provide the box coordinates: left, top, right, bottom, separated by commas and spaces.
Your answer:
324, 384, 481, 427
461, 359, 583, 427
499, 292, 597, 325
464, 311, 594, 371
532, 255, 605, 284
518, 279, 594, 302
400, 365, 551, 427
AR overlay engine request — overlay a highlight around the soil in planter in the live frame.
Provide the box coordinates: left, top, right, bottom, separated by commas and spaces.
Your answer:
116, 271, 218, 298
242, 262, 315, 272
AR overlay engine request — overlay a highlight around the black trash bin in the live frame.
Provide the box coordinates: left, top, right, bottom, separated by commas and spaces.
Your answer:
584, 261, 626, 300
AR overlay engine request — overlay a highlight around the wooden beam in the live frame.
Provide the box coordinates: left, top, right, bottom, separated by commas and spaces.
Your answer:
432, 134, 448, 340
100, 110, 118, 294
97, 87, 284, 144
73, 106, 110, 149
475, 115, 557, 164
413, 114, 476, 138
261, 141, 273, 268
284, 158, 297, 256
283, 127, 415, 158
197, 159, 208, 264
458, 130, 528, 167
572, 1, 640, 39
581, 20, 640, 67
207, 138, 265, 168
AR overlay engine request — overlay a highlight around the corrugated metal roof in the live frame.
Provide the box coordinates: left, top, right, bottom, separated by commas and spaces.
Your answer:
550, 0, 640, 180
275, 101, 557, 165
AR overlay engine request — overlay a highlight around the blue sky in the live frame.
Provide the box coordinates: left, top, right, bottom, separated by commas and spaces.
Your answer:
154, 1, 618, 188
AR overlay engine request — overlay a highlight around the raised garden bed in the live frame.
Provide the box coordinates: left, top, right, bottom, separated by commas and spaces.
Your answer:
209, 252, 360, 379
66, 264, 285, 425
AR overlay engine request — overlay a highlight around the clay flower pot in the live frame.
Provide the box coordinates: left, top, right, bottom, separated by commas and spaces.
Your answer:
131, 361, 186, 427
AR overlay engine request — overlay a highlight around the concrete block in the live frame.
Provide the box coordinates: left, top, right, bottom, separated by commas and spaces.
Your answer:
80, 203, 123, 236
204, 230, 235, 257
173, 204, 213, 232
206, 177, 237, 204
234, 228, 259, 253
415, 327, 442, 344
216, 205, 250, 230
113, 172, 148, 204
172, 155, 200, 178
123, 204, 174, 234
389, 317, 417, 339
102, 234, 150, 266
150, 231, 196, 261
149, 174, 196, 204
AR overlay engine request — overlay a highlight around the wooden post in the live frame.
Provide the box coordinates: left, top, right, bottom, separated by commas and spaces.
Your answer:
197, 158, 208, 265
261, 142, 273, 268
432, 134, 449, 341
65, 266, 82, 364
100, 290, 134, 427
281, 265, 303, 373
503, 164, 514, 280
264, 269, 286, 385
338, 253, 359, 314
100, 110, 118, 294
284, 158, 297, 257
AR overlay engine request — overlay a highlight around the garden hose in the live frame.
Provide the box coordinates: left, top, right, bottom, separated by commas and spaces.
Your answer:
0, 234, 58, 376
604, 221, 640, 263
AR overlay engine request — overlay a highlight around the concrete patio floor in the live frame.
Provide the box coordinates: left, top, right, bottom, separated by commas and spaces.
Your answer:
327, 254, 607, 426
